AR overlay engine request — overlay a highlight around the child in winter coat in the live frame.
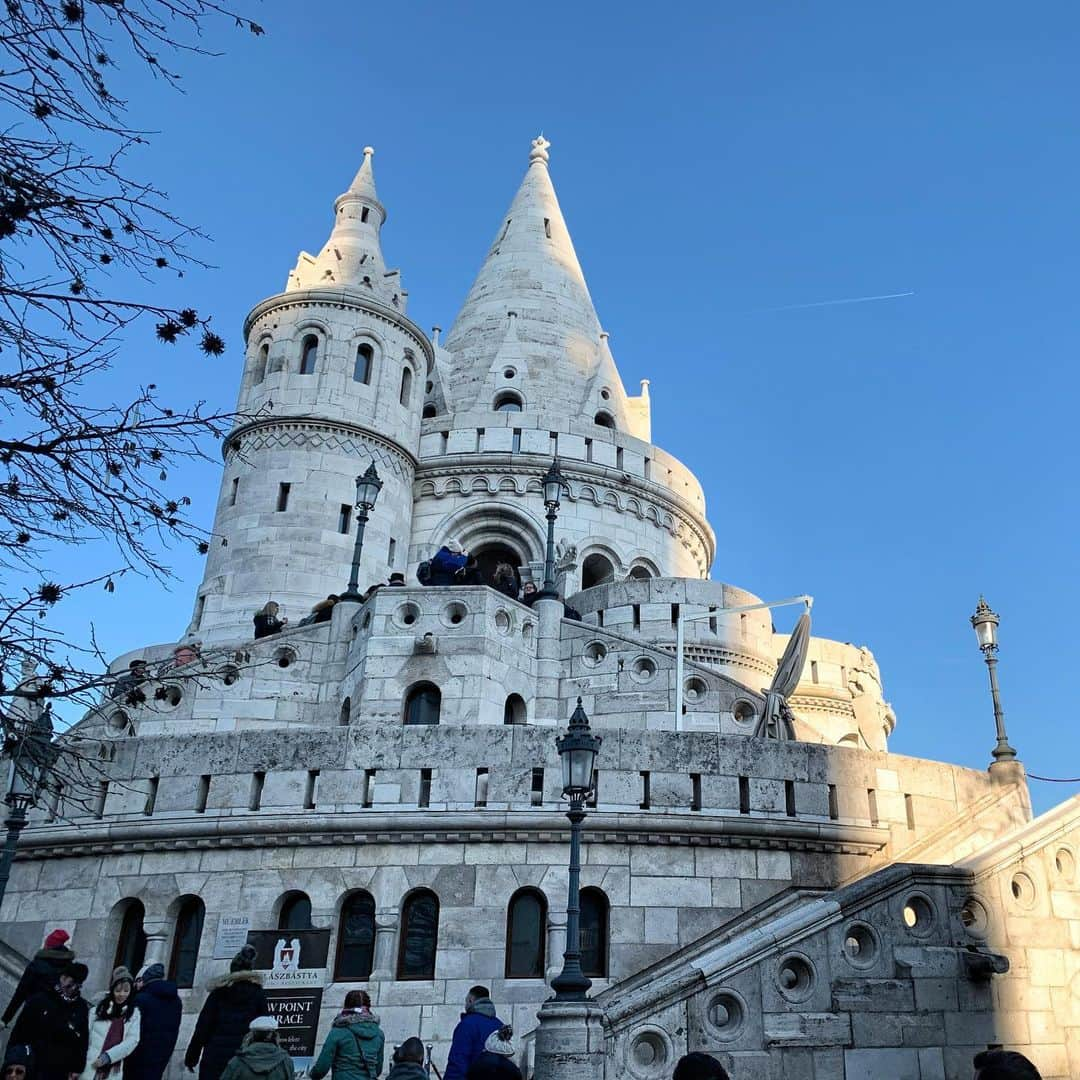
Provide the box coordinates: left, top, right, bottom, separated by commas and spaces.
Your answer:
464, 1027, 521, 1080
309, 991, 384, 1080
218, 1018, 293, 1080
80, 968, 142, 1080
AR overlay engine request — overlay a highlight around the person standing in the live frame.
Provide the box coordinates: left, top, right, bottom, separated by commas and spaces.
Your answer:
309, 990, 384, 1080
184, 947, 268, 1080
384, 1041, 426, 1080
123, 965, 181, 1080
10, 961, 90, 1080
218, 1018, 293, 1080
80, 967, 141, 1080
464, 1026, 521, 1080
443, 987, 501, 1080
0, 930, 76, 1028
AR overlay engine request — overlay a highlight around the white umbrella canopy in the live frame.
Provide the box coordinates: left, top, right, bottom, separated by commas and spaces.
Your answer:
753, 610, 812, 740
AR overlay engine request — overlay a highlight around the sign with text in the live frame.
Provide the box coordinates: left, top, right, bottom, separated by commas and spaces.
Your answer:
264, 987, 323, 1075
213, 915, 252, 959
245, 929, 330, 989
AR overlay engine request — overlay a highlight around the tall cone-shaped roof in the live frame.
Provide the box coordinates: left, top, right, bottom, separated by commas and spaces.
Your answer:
442, 136, 630, 423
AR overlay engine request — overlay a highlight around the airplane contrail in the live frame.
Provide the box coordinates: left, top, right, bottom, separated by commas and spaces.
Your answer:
745, 290, 915, 314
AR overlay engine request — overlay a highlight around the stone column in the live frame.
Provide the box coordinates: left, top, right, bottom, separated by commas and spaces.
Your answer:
533, 999, 605, 1080
141, 919, 170, 969
370, 910, 399, 980
534, 597, 563, 724
545, 911, 567, 985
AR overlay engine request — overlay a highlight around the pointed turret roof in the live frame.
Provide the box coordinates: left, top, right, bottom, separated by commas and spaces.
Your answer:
442, 136, 631, 423
286, 147, 407, 311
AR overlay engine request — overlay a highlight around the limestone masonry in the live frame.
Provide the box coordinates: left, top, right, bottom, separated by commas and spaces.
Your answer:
1, 137, 1077, 1080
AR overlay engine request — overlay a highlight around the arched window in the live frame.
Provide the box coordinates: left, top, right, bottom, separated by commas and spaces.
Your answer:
404, 682, 440, 726
169, 896, 205, 989
422, 403, 437, 419
493, 391, 523, 413
114, 900, 147, 974
299, 334, 319, 375
397, 889, 439, 980
628, 565, 653, 581
278, 891, 313, 930
399, 365, 413, 406
254, 343, 269, 384
339, 697, 351, 727
580, 887, 609, 978
353, 344, 373, 384
593, 411, 615, 429
582, 553, 615, 590
505, 888, 546, 978
503, 694, 527, 726
335, 890, 376, 980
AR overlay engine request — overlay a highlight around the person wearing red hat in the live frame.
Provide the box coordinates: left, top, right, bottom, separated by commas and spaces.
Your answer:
0, 930, 75, 1028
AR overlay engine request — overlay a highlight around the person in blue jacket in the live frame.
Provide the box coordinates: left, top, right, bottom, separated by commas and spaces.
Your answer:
428, 540, 469, 586
124, 964, 182, 1080
443, 987, 501, 1080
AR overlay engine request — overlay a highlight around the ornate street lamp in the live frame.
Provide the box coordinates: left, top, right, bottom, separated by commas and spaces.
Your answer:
971, 596, 1017, 764
0, 691, 57, 907
540, 458, 569, 600
341, 462, 384, 601
550, 698, 602, 1002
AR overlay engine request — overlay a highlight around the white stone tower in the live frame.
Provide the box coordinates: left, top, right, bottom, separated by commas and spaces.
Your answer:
189, 148, 433, 642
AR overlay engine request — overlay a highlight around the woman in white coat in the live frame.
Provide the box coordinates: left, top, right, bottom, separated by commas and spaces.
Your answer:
80, 967, 142, 1080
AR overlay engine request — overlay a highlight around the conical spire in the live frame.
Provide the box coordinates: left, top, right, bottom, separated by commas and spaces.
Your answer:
441, 136, 631, 423
286, 146, 407, 310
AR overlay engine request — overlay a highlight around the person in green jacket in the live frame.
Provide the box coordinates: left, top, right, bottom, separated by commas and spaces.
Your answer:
309, 992, 384, 1080
219, 1017, 294, 1080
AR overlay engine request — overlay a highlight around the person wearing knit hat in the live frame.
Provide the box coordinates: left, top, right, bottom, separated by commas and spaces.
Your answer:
217, 1017, 293, 1080
2, 1042, 33, 1080
463, 1027, 521, 1080
185, 946, 268, 1080
0, 929, 76, 1028
79, 968, 140, 1080
126, 964, 181, 1080
9, 961, 89, 1080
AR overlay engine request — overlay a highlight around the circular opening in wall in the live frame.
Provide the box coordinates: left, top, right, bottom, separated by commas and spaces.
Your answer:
274, 648, 296, 669
902, 894, 935, 934
494, 609, 513, 634
733, 700, 756, 724
1054, 847, 1076, 882
1010, 872, 1036, 909
220, 665, 240, 687
841, 922, 879, 968
583, 641, 607, 666
106, 709, 132, 734
777, 954, 815, 1002
503, 367, 516, 380
442, 601, 467, 626
394, 602, 421, 628
684, 676, 708, 703
155, 684, 182, 707
703, 990, 745, 1041
960, 896, 989, 937
627, 1029, 671, 1080
631, 656, 657, 682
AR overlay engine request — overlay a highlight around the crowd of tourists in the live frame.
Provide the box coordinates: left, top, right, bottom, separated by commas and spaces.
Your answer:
0, 932, 1044, 1080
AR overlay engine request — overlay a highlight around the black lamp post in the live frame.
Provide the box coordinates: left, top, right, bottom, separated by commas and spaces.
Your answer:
341, 462, 384, 601
540, 458, 568, 600
971, 596, 1017, 764
550, 697, 602, 1002
0, 696, 57, 908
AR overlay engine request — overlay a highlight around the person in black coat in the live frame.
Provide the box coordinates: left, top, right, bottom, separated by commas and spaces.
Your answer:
123, 964, 181, 1080
1, 930, 76, 1027
185, 947, 268, 1080
10, 962, 90, 1080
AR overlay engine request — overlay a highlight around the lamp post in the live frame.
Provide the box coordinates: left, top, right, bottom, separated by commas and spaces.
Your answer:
341, 462, 383, 601
551, 698, 602, 1002
0, 697, 57, 908
540, 458, 568, 600
971, 596, 1017, 764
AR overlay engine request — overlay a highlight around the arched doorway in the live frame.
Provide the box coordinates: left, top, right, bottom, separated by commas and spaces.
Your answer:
473, 542, 522, 588
582, 553, 615, 590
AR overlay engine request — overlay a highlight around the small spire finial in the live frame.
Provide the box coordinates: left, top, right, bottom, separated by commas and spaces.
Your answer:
530, 134, 551, 165
363, 146, 374, 158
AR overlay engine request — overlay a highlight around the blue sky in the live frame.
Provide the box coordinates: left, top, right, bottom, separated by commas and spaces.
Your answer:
31, 2, 1079, 812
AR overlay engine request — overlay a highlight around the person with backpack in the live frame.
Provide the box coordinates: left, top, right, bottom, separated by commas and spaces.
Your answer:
309, 991, 384, 1080
427, 540, 468, 586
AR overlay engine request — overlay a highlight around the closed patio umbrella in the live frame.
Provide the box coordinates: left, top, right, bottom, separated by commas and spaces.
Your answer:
753, 610, 811, 740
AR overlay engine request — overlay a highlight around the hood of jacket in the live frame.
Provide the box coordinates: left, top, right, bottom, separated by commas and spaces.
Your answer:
464, 997, 497, 1020
139, 978, 180, 1001
207, 970, 264, 992
331, 1012, 380, 1031
231, 1043, 290, 1075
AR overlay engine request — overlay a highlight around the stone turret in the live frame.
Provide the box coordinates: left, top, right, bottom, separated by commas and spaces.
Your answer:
187, 148, 432, 642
